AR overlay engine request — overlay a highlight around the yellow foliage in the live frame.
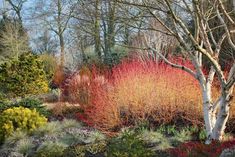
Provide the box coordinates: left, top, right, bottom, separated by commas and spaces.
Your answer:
0, 107, 47, 141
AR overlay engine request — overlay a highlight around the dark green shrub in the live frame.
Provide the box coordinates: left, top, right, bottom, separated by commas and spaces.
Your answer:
0, 53, 49, 98
0, 92, 8, 102
12, 98, 51, 117
0, 98, 51, 117
106, 129, 154, 157
0, 101, 9, 113
104, 47, 129, 68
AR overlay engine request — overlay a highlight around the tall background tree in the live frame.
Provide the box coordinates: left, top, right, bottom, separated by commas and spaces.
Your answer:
31, 0, 77, 68
0, 0, 29, 63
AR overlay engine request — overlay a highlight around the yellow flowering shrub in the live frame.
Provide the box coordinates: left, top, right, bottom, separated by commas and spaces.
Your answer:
0, 107, 47, 141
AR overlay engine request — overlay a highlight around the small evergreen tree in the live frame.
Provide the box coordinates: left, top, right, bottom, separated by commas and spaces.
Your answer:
0, 53, 49, 98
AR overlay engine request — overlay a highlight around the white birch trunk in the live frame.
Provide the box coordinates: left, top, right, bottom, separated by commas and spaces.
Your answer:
211, 96, 229, 140
211, 88, 233, 140
202, 88, 213, 144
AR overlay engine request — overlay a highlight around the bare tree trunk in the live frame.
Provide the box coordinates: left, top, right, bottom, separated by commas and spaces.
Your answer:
59, 33, 65, 67
94, 0, 101, 59
211, 89, 233, 140
107, 0, 116, 49
202, 88, 213, 142
57, 0, 65, 67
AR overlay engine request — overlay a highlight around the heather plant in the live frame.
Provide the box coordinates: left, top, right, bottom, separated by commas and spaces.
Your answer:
170, 129, 192, 146
106, 128, 155, 157
0, 131, 28, 157
32, 119, 104, 146
35, 141, 67, 157
34, 121, 62, 136
169, 140, 235, 157
0, 53, 49, 98
140, 129, 172, 151
157, 125, 206, 142
220, 146, 235, 157
82, 130, 106, 144
0, 119, 107, 157
61, 119, 82, 129
0, 107, 47, 142
157, 125, 178, 136
2, 131, 27, 148
34, 119, 82, 138
63, 141, 107, 157
198, 129, 207, 141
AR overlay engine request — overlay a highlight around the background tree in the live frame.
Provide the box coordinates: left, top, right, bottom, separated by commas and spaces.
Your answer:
5, 0, 27, 29
32, 30, 58, 55
0, 19, 29, 63
32, 0, 76, 67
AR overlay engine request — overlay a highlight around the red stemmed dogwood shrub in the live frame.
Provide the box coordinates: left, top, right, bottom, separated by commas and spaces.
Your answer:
52, 65, 66, 88
72, 59, 235, 133
110, 59, 203, 126
76, 67, 121, 130
61, 66, 91, 104
74, 59, 206, 131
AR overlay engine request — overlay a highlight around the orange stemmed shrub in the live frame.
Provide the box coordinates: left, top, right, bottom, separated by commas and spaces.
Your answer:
79, 76, 121, 130
111, 60, 203, 126
62, 67, 91, 104
72, 59, 207, 131
53, 65, 66, 87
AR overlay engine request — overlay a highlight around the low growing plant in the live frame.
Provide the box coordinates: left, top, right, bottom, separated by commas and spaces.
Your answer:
35, 141, 67, 157
140, 129, 172, 151
2, 131, 27, 148
0, 107, 47, 142
170, 129, 192, 146
15, 138, 34, 156
106, 129, 154, 157
169, 139, 235, 157
0, 97, 50, 116
0, 119, 106, 157
63, 141, 107, 157
11, 97, 51, 117
50, 102, 82, 120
